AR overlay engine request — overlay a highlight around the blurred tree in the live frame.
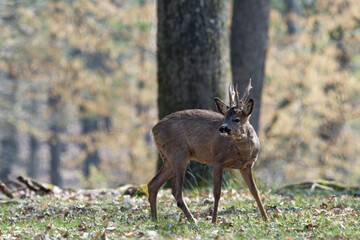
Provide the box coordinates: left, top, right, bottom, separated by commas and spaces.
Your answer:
284, 0, 301, 35
230, 0, 270, 133
80, 105, 101, 177
157, 0, 227, 188
0, 0, 21, 182
48, 89, 64, 186
27, 98, 40, 178
28, 133, 39, 178
0, 68, 19, 182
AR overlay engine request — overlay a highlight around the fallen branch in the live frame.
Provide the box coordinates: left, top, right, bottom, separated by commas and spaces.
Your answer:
0, 181, 14, 198
17, 176, 38, 192
310, 183, 334, 192
6, 179, 23, 189
277, 180, 360, 194
17, 176, 53, 195
32, 180, 53, 194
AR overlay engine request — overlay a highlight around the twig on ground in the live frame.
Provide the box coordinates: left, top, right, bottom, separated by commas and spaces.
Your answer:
17, 176, 38, 192
0, 181, 14, 198
17, 176, 53, 195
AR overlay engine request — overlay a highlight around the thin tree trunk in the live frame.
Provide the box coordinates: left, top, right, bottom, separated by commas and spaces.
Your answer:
284, 0, 301, 35
0, 66, 19, 182
48, 92, 63, 186
230, 0, 270, 133
157, 0, 227, 188
27, 134, 39, 178
80, 106, 101, 177
27, 97, 40, 178
0, 123, 18, 181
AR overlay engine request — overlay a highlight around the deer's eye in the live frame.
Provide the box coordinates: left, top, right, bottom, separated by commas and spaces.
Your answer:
234, 119, 240, 123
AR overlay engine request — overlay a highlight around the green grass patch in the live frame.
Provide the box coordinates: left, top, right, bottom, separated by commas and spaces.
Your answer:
0, 188, 359, 239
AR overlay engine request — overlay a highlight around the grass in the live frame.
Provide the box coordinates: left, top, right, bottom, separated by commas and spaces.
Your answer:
0, 187, 359, 239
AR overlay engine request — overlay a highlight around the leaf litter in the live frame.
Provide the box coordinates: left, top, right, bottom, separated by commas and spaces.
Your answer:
0, 183, 359, 239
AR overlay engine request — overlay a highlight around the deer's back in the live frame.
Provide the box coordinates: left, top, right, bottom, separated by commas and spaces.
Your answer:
152, 109, 232, 163
152, 109, 222, 139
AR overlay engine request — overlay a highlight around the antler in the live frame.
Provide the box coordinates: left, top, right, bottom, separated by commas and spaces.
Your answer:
228, 85, 235, 106
239, 79, 252, 105
229, 79, 252, 107
234, 84, 240, 106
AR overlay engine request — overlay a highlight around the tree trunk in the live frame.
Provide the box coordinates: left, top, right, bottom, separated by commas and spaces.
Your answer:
48, 92, 63, 187
230, 0, 270, 133
157, 0, 227, 188
80, 106, 101, 177
0, 68, 19, 182
27, 133, 39, 178
27, 97, 40, 178
0, 123, 18, 181
284, 0, 301, 35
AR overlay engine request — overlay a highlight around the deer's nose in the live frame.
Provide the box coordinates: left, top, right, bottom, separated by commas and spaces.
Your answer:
219, 126, 231, 134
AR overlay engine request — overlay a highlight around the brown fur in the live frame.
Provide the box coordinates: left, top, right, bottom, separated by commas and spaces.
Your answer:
148, 82, 268, 223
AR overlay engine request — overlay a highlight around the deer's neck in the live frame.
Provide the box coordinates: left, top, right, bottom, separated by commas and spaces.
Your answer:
234, 128, 260, 161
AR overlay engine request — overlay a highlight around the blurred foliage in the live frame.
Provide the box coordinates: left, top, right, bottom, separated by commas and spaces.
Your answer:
261, 0, 360, 186
0, 0, 359, 187
0, 0, 157, 187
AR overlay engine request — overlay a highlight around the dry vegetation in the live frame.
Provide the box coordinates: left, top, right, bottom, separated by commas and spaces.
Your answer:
260, 0, 360, 185
0, 0, 158, 187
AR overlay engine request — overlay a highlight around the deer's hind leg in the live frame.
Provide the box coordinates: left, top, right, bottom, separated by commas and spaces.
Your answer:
148, 152, 173, 221
170, 152, 196, 223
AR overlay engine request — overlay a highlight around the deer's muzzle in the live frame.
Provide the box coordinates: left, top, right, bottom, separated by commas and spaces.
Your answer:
219, 125, 231, 136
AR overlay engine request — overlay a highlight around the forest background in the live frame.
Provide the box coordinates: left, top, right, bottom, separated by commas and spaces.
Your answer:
0, 0, 359, 189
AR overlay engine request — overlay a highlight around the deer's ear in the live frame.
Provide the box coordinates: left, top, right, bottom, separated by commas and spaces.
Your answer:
244, 99, 254, 116
214, 97, 228, 115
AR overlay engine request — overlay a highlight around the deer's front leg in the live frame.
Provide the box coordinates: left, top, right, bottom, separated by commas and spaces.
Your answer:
240, 166, 268, 221
212, 163, 223, 223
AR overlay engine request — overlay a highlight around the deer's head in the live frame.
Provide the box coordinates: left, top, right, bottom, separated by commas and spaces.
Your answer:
214, 80, 254, 140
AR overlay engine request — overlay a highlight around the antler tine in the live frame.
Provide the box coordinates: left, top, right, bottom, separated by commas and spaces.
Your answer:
228, 84, 234, 106
234, 84, 240, 107
240, 79, 252, 104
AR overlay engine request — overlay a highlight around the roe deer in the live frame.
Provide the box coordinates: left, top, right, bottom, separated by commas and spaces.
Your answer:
148, 80, 268, 223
